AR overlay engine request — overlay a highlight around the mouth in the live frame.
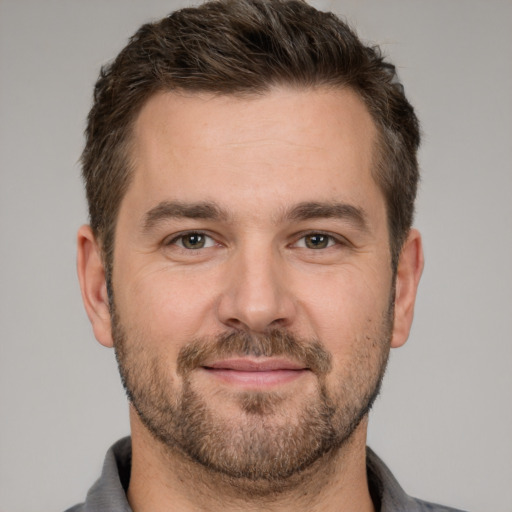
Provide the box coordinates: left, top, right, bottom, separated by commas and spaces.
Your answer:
200, 358, 310, 389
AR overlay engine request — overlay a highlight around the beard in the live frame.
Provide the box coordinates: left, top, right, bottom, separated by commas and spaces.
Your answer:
112, 305, 392, 485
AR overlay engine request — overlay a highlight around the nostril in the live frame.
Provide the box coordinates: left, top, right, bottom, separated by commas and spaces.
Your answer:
223, 318, 247, 330
269, 317, 288, 328
221, 316, 290, 334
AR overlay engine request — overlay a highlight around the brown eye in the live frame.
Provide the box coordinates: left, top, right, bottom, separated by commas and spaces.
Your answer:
173, 232, 215, 250
304, 234, 332, 249
182, 233, 205, 249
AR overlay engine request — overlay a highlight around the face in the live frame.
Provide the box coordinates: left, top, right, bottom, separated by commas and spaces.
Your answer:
89, 87, 408, 482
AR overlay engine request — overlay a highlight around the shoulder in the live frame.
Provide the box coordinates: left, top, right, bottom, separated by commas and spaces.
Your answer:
411, 498, 467, 512
366, 447, 467, 512
63, 505, 84, 512
62, 437, 132, 512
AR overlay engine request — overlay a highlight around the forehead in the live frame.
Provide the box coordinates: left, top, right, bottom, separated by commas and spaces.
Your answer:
125, 87, 382, 222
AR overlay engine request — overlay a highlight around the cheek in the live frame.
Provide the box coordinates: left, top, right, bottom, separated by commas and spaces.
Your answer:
115, 266, 218, 351
296, 262, 391, 344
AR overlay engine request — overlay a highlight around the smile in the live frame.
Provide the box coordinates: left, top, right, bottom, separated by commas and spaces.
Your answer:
201, 358, 310, 389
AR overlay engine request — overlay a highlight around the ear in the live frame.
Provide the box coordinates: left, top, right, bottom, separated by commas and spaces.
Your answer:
76, 225, 114, 348
391, 228, 424, 349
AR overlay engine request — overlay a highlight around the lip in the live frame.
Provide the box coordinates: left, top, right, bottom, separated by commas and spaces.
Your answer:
205, 358, 306, 371
201, 358, 309, 389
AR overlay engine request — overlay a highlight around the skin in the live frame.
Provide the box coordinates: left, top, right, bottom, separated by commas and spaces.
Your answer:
77, 87, 424, 512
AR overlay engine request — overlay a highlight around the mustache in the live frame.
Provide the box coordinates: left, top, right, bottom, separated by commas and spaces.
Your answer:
176, 329, 332, 377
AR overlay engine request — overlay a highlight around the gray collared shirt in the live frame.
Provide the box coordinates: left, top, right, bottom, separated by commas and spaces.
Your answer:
65, 437, 466, 512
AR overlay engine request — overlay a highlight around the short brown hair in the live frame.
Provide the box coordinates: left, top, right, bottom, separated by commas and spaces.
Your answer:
82, 0, 420, 275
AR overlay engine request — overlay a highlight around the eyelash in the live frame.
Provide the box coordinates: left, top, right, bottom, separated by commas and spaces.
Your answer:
163, 230, 348, 251
293, 231, 345, 250
164, 231, 216, 250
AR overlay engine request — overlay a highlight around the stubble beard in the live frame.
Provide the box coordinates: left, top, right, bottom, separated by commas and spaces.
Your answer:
112, 307, 392, 488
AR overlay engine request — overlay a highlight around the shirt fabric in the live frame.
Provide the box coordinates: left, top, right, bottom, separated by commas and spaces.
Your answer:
65, 437, 465, 512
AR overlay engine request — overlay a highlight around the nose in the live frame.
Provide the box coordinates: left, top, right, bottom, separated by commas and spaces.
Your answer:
217, 243, 296, 333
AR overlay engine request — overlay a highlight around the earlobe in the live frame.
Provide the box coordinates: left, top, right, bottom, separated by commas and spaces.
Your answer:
76, 225, 114, 348
391, 229, 424, 349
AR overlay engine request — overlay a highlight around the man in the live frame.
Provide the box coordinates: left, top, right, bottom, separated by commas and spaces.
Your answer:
70, 1, 463, 511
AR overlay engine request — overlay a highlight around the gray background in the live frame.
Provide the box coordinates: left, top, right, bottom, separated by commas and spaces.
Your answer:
1, 1, 511, 511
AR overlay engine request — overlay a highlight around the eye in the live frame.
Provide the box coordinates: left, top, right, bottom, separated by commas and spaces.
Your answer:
169, 232, 216, 250
296, 233, 337, 250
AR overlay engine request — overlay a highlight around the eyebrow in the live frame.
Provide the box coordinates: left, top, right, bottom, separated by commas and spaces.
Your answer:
142, 199, 368, 232
143, 201, 228, 230
284, 201, 368, 231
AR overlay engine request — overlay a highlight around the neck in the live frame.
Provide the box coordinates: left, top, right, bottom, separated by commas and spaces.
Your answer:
127, 408, 375, 512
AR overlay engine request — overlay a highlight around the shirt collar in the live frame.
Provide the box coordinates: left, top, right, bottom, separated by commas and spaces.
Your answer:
79, 437, 441, 512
